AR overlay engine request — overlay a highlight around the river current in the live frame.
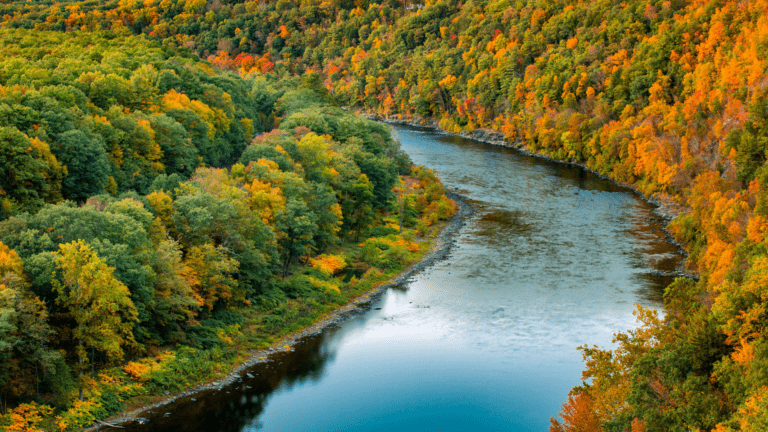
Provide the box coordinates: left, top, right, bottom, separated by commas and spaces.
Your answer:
123, 125, 682, 431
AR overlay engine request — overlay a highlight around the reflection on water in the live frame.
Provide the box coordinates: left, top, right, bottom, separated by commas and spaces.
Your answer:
123, 126, 683, 432
126, 332, 341, 432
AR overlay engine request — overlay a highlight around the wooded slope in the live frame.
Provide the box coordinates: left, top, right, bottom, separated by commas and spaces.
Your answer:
0, 26, 460, 430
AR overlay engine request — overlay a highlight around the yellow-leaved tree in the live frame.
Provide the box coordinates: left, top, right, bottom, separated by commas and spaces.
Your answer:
52, 240, 138, 401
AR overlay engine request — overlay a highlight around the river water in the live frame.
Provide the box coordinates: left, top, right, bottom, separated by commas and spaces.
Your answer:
123, 126, 682, 431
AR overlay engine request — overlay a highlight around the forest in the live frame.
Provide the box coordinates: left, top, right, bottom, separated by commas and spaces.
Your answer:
0, 26, 458, 431
1, 0, 768, 430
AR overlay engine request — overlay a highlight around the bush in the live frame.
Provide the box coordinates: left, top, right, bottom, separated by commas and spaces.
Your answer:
261, 303, 298, 333
309, 253, 347, 275
187, 318, 242, 349
365, 225, 399, 237
253, 283, 288, 310
1, 402, 54, 432
380, 244, 410, 269
146, 347, 227, 394
360, 241, 383, 265
280, 275, 318, 299
212, 309, 245, 326
55, 399, 102, 432
415, 220, 428, 236
92, 389, 124, 420
188, 321, 227, 350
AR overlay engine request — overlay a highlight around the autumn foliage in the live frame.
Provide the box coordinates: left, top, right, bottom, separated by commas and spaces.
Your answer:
0, 19, 456, 427
309, 254, 347, 276
2, 0, 767, 428
549, 392, 602, 432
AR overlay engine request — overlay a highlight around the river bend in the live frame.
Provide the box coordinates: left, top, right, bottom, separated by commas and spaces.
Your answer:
121, 125, 682, 431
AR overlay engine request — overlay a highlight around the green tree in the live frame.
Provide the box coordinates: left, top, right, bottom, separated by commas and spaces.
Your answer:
0, 285, 58, 411
0, 286, 15, 415
307, 182, 343, 250
239, 143, 294, 172
342, 174, 375, 241
150, 114, 199, 177
53, 129, 110, 202
275, 198, 318, 276
354, 152, 396, 209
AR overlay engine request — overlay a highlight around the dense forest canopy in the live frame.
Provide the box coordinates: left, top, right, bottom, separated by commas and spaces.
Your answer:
0, 17, 461, 430
1, 0, 768, 430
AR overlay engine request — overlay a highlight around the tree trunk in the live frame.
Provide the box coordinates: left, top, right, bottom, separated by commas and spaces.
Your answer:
283, 253, 292, 278
79, 335, 84, 401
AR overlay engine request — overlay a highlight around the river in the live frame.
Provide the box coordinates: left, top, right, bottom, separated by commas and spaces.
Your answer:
121, 125, 683, 431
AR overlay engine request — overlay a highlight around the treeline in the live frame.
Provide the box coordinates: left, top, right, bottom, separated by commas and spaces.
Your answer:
0, 0, 409, 78
0, 28, 458, 430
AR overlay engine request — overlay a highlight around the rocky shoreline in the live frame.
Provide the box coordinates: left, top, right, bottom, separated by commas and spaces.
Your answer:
367, 114, 697, 281
88, 111, 696, 430
88, 192, 475, 430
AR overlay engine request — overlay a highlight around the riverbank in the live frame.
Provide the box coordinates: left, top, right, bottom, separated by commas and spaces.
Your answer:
88, 192, 475, 430
369, 114, 697, 281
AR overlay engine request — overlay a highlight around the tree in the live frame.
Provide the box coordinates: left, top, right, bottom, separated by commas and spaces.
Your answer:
275, 198, 318, 276
107, 113, 165, 194
0, 242, 57, 412
0, 200, 156, 332
0, 279, 17, 415
52, 129, 110, 202
0, 285, 57, 413
0, 127, 65, 215
52, 240, 138, 400
239, 143, 294, 172
342, 174, 375, 240
183, 243, 239, 313
306, 182, 343, 250
152, 240, 201, 334
393, 181, 406, 233
354, 152, 396, 209
173, 180, 275, 289
150, 114, 199, 177
549, 392, 603, 432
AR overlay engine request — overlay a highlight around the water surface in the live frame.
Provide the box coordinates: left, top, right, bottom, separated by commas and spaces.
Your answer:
123, 126, 681, 431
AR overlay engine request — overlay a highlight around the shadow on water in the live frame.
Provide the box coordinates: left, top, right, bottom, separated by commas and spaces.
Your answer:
632, 272, 676, 304
473, 208, 539, 243
428, 131, 625, 194
122, 330, 342, 432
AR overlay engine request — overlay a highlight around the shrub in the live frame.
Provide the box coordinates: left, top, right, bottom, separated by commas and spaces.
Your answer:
2, 402, 54, 432
309, 254, 347, 275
